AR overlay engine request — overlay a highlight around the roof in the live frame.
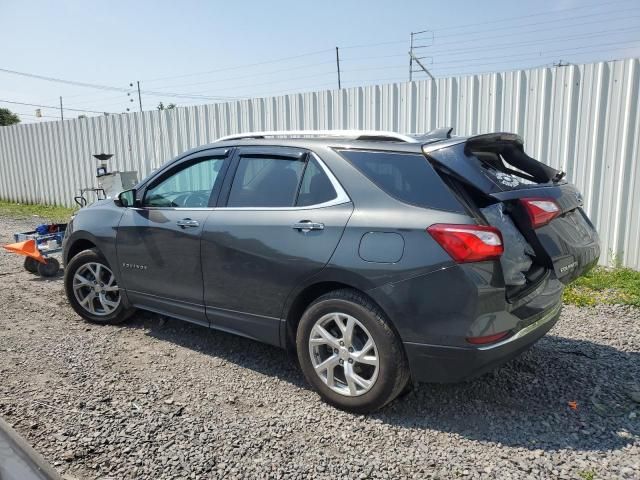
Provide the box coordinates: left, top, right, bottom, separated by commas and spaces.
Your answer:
195, 129, 466, 154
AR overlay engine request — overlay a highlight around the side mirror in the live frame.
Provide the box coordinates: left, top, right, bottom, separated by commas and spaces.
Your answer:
117, 189, 137, 207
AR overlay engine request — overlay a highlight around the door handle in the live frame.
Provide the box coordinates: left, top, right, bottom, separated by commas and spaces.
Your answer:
176, 218, 200, 228
292, 221, 324, 232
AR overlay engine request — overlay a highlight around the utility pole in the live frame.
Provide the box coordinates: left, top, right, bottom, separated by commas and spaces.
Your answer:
409, 34, 414, 82
59, 96, 64, 121
137, 81, 143, 112
335, 47, 341, 89
409, 30, 435, 82
409, 51, 435, 81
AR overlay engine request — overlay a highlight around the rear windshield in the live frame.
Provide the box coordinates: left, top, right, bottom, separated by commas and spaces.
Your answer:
338, 149, 463, 212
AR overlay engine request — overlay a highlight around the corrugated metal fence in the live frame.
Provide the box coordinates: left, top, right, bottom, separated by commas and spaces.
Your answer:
1, 58, 639, 268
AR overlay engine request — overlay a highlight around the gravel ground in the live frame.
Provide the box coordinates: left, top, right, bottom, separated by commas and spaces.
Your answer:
0, 215, 639, 480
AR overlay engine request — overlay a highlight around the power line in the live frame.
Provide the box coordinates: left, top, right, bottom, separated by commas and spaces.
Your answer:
430, 46, 640, 73
144, 60, 336, 92
423, 25, 639, 58
141, 48, 335, 84
429, 0, 636, 32
148, 70, 337, 97
432, 5, 640, 40
424, 16, 640, 52
130, 22, 636, 96
0, 99, 114, 114
337, 0, 636, 51
0, 67, 243, 102
141, 10, 639, 97
428, 39, 640, 69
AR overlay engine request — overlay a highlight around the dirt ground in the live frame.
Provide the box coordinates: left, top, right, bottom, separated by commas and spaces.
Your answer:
0, 215, 638, 479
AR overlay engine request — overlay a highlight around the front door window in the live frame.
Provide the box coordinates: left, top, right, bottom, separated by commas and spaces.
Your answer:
144, 158, 226, 208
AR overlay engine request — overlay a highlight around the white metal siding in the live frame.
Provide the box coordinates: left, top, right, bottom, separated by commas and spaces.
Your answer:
1, 59, 639, 268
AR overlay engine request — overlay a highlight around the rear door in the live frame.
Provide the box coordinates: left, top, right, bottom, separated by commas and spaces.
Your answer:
116, 148, 231, 324
201, 146, 353, 345
426, 135, 600, 283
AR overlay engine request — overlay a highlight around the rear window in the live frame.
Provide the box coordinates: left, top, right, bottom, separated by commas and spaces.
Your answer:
339, 150, 463, 212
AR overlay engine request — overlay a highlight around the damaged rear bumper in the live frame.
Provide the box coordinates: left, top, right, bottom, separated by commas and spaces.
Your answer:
404, 300, 562, 383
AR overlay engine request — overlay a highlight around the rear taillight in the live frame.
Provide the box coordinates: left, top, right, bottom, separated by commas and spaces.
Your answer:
520, 198, 560, 228
427, 224, 503, 263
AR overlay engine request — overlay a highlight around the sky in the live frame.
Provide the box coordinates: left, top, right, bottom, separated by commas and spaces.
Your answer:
2, 0, 639, 123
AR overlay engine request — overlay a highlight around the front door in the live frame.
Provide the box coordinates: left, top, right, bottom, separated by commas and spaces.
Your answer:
201, 147, 353, 345
116, 149, 230, 325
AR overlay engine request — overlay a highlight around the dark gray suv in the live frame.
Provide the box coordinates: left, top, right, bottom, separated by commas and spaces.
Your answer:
63, 129, 600, 412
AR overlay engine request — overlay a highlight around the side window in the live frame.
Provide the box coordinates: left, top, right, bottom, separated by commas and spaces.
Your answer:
227, 156, 305, 207
296, 157, 337, 206
339, 150, 462, 212
144, 157, 225, 208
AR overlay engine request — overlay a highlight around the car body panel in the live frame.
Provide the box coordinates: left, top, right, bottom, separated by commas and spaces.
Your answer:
116, 207, 211, 326
201, 203, 353, 345
0, 418, 61, 480
63, 200, 125, 275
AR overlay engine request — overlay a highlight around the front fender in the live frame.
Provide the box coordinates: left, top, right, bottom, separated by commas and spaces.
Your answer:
62, 203, 125, 276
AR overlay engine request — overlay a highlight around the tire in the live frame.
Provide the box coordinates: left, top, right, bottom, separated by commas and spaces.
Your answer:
64, 249, 134, 325
296, 289, 410, 413
37, 257, 60, 277
23, 257, 38, 273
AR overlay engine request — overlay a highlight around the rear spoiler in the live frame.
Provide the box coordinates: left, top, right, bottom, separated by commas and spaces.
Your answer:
464, 133, 565, 183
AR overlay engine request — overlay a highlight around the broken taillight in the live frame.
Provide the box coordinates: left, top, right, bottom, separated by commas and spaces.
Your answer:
520, 198, 561, 228
427, 224, 503, 263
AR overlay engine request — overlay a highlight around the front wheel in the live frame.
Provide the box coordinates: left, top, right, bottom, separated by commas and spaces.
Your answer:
64, 249, 134, 324
296, 289, 410, 413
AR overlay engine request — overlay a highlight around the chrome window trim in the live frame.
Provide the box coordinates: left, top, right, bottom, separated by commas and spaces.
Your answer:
133, 152, 351, 211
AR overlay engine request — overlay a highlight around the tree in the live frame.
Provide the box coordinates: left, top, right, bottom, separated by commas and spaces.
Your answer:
157, 102, 177, 111
0, 108, 20, 126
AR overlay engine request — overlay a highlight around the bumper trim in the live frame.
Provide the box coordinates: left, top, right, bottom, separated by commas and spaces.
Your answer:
475, 301, 562, 351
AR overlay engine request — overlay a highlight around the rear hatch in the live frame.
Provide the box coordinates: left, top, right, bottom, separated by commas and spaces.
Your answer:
425, 133, 600, 286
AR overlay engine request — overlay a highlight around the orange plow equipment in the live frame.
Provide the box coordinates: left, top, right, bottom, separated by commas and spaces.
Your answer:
2, 239, 46, 264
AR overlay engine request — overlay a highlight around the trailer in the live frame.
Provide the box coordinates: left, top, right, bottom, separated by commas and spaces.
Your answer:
3, 223, 66, 277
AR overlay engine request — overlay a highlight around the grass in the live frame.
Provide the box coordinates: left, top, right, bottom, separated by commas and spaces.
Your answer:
578, 470, 596, 480
0, 200, 75, 223
563, 266, 640, 307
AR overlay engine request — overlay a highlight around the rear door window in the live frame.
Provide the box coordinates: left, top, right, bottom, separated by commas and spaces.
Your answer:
227, 155, 306, 207
339, 150, 463, 212
296, 157, 338, 207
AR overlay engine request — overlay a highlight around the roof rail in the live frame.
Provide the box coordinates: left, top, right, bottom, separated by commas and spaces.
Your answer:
214, 130, 419, 143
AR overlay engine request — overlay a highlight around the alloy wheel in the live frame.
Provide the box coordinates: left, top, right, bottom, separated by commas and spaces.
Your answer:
72, 262, 120, 316
308, 312, 379, 397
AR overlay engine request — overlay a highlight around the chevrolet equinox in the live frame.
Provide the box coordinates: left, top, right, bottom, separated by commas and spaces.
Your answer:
63, 129, 600, 412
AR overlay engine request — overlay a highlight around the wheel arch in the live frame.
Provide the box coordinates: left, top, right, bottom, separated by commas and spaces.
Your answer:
282, 279, 396, 353
64, 235, 98, 265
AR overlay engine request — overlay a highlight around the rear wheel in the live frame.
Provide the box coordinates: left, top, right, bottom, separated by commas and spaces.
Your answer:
64, 249, 134, 324
37, 257, 60, 277
23, 257, 38, 273
296, 289, 410, 413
